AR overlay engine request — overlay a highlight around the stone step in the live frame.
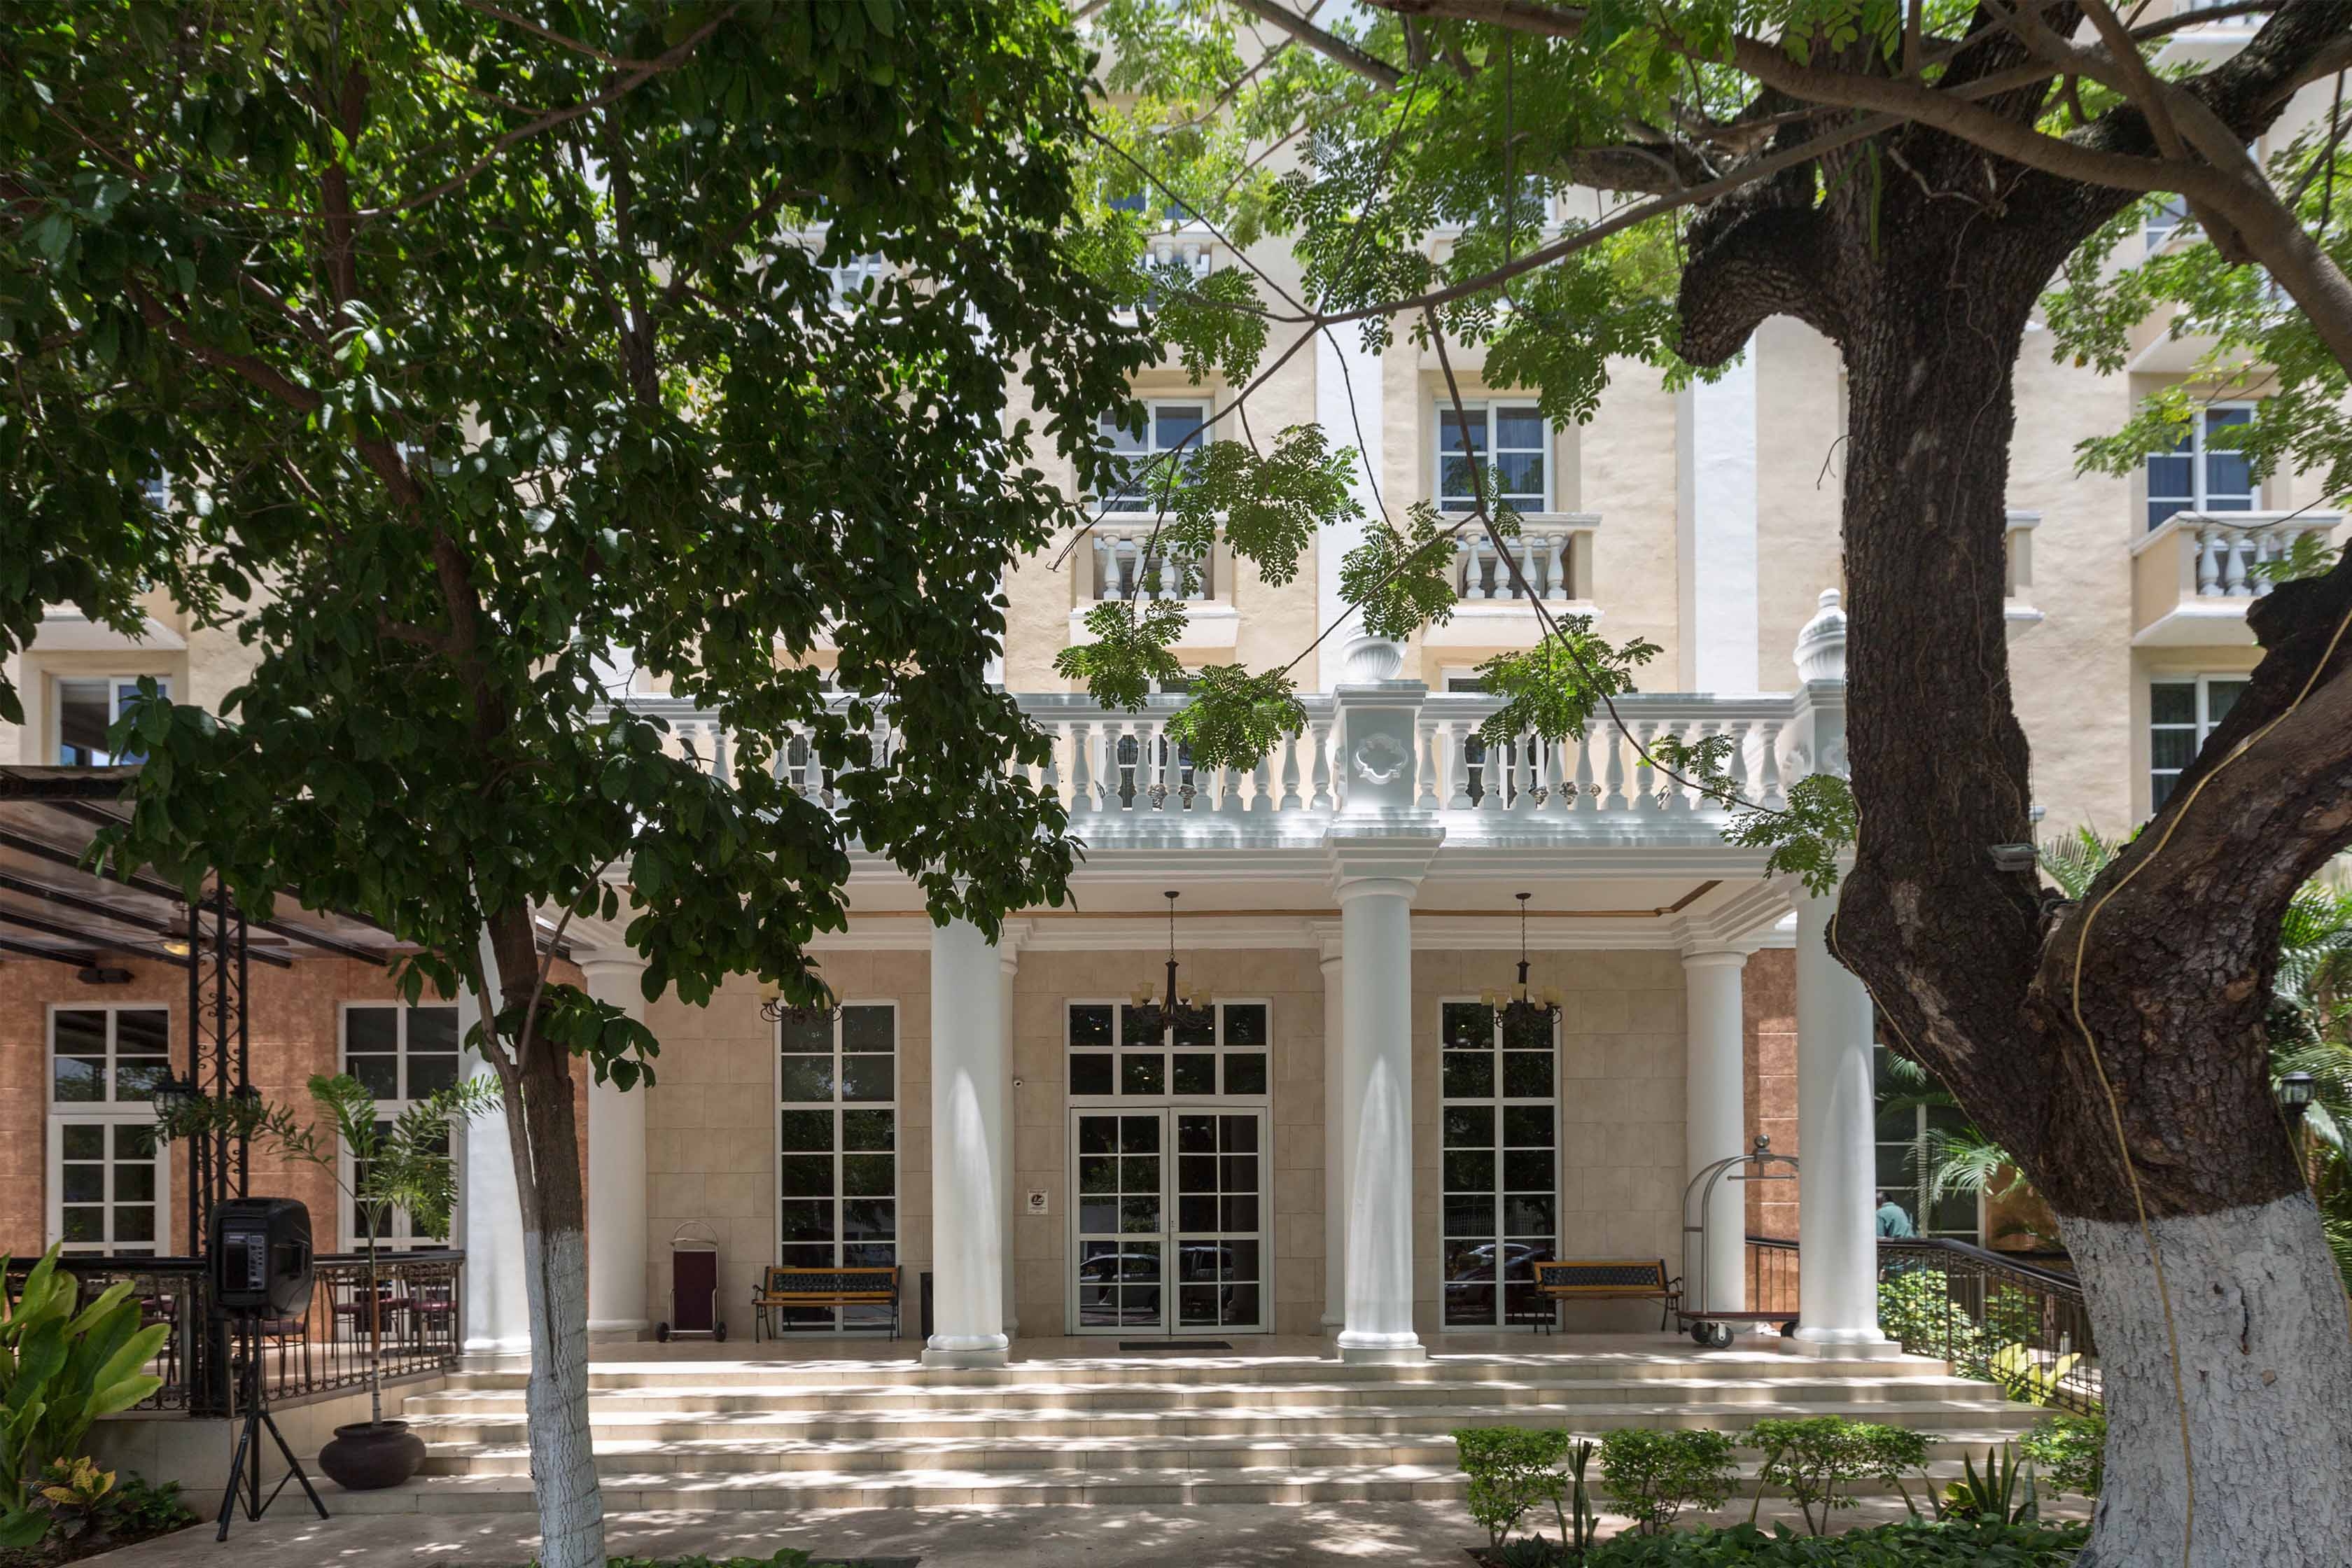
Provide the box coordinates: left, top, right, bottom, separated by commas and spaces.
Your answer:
327, 1457, 2011, 1514
406, 1374, 1992, 1418
398, 1393, 2038, 1448
445, 1352, 1938, 1393
410, 1425, 2041, 1478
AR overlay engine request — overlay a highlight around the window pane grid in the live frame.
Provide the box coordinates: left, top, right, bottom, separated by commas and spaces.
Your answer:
1438, 404, 1548, 514
1068, 1001, 1271, 1101
776, 1003, 898, 1329
340, 1004, 463, 1247
1440, 1000, 1558, 1328
2150, 676, 2251, 811
2146, 402, 2255, 531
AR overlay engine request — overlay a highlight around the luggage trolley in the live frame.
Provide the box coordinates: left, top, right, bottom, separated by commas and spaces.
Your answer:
656, 1221, 727, 1343
1678, 1135, 1800, 1348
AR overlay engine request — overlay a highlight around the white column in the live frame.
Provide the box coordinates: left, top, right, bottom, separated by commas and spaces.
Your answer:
924, 917, 1011, 1368
1318, 932, 1346, 1334
1793, 889, 1898, 1355
458, 988, 531, 1365
1336, 878, 1424, 1363
1675, 344, 1760, 693
1682, 951, 1749, 1315
998, 933, 1023, 1339
577, 950, 652, 1340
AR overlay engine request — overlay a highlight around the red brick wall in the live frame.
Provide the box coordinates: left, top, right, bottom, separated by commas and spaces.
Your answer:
1742, 946, 1799, 1240
0, 949, 587, 1259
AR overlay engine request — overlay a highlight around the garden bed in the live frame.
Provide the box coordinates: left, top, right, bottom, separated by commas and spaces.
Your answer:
1466, 1520, 2088, 1567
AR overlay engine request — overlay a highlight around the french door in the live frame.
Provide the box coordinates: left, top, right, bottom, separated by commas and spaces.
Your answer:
1070, 1107, 1268, 1335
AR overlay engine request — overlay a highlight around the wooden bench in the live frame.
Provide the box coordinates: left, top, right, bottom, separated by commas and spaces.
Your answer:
1529, 1259, 1683, 1332
752, 1266, 901, 1341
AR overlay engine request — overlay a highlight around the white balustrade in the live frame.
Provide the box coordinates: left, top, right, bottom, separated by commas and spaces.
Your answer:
1091, 523, 1210, 602
606, 692, 1807, 832
1450, 514, 1596, 601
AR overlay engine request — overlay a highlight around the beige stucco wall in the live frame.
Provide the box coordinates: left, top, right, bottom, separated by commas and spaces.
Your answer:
638, 939, 1705, 1343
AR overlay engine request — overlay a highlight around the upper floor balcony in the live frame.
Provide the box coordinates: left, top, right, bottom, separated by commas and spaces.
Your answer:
2130, 510, 2341, 645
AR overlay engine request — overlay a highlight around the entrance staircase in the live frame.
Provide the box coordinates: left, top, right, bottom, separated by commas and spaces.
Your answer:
330, 1344, 2047, 1513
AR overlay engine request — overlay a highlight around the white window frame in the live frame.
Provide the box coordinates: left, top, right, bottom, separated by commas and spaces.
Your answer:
1063, 999, 1274, 1104
52, 674, 170, 767
2145, 402, 2257, 531
1435, 400, 1551, 515
1436, 997, 1561, 1332
2148, 673, 2250, 812
337, 1002, 465, 1252
773, 1000, 901, 1333
47, 1004, 173, 1257
1096, 400, 1212, 515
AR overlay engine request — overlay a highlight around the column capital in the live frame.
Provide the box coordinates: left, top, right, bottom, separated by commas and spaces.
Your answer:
1308, 918, 1344, 965
1322, 824, 1444, 898
996, 918, 1032, 972
573, 945, 650, 979
1681, 948, 1753, 971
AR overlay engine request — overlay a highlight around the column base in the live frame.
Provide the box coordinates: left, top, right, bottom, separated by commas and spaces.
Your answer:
587, 1320, 651, 1343
922, 1335, 1011, 1370
1336, 1331, 1426, 1365
458, 1339, 534, 1373
1789, 1327, 1907, 1360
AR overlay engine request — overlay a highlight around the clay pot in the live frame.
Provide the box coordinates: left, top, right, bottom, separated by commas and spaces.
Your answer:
317, 1420, 426, 1490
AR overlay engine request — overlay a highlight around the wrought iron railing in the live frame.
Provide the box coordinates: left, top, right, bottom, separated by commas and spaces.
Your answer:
10, 1250, 464, 1417
1743, 1235, 2099, 1413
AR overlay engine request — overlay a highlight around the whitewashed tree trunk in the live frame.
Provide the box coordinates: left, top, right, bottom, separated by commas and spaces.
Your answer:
519, 1225, 602, 1568
2062, 1194, 2352, 1566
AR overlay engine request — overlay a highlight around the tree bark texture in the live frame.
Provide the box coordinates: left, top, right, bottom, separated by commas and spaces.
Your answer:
1674, 10, 2352, 1561
486, 906, 606, 1568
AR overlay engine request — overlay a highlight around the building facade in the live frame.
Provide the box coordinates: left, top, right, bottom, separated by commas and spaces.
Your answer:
0, 2, 2328, 1361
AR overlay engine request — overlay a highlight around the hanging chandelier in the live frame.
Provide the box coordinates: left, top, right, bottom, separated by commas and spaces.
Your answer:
1130, 890, 1213, 1036
1480, 892, 1562, 1030
761, 981, 840, 1028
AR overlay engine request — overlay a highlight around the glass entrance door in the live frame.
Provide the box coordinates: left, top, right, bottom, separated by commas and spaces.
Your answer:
1072, 1107, 1267, 1334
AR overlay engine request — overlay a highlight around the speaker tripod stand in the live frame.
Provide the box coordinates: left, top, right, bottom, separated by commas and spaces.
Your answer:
214, 1315, 330, 1541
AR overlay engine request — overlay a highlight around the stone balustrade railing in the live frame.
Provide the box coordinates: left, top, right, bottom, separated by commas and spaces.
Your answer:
1451, 513, 1598, 602
1089, 521, 1210, 601
626, 690, 1808, 827
2131, 510, 2342, 644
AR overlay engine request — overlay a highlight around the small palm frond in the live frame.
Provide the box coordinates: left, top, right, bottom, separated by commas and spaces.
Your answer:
1914, 1126, 2023, 1205
2037, 827, 2122, 902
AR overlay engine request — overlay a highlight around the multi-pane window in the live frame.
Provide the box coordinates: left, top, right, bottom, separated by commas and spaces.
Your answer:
2144, 194, 2189, 255
55, 677, 167, 767
1872, 1046, 1981, 1242
341, 1004, 463, 1248
2150, 676, 2249, 811
50, 1007, 170, 1256
1438, 404, 1548, 515
1097, 403, 1208, 512
776, 1004, 897, 1329
52, 1123, 164, 1257
2146, 404, 2255, 530
52, 1007, 172, 1105
1067, 1000, 1269, 1100
1440, 1001, 1558, 1328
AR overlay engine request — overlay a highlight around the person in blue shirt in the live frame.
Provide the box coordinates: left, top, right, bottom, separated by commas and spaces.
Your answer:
1875, 1191, 1917, 1238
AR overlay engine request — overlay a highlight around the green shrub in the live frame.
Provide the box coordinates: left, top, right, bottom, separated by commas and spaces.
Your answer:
1598, 1429, 1740, 1536
1455, 1428, 1574, 1551
98, 1471, 196, 1540
2017, 1413, 2106, 1499
1875, 1270, 1987, 1376
1582, 1519, 2088, 1565
0, 1247, 169, 1548
1935, 1443, 2038, 1526
1742, 1418, 1932, 1536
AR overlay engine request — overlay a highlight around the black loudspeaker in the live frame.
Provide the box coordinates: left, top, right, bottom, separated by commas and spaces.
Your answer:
209, 1198, 314, 1319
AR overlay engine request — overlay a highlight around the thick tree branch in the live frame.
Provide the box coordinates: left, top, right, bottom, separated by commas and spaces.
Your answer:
1226, 0, 1403, 88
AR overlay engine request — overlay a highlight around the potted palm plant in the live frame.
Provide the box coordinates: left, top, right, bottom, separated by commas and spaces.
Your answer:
158, 1072, 498, 1489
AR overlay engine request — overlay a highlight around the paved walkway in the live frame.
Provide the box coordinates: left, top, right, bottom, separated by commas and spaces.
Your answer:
100, 1496, 2075, 1567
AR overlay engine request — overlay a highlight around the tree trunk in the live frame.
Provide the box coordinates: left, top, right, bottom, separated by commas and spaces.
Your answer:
485, 907, 606, 1568
1824, 239, 2352, 1563
2063, 1195, 2352, 1563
